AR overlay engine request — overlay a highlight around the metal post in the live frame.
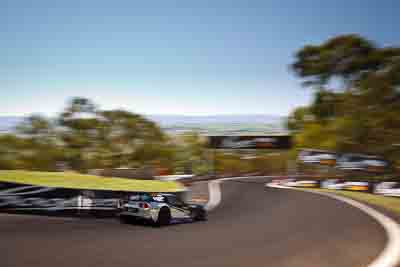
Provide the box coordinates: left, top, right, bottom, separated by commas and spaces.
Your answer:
213, 149, 217, 178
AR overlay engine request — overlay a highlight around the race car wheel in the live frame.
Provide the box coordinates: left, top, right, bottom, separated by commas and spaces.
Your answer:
194, 209, 208, 221
190, 207, 207, 221
156, 207, 171, 226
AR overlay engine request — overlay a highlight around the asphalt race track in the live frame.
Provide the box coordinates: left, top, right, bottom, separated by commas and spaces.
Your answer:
0, 178, 386, 267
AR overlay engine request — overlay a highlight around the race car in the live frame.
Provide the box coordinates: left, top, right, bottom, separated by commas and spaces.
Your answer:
118, 193, 207, 226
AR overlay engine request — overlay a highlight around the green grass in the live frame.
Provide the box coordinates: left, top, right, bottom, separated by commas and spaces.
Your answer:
307, 188, 400, 215
0, 170, 185, 192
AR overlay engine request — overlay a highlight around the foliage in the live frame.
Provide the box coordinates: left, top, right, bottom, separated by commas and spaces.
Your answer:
289, 34, 400, 162
171, 132, 212, 175
0, 97, 174, 173
214, 151, 290, 176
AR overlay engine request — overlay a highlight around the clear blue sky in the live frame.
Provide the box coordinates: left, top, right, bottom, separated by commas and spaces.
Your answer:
1, 0, 399, 116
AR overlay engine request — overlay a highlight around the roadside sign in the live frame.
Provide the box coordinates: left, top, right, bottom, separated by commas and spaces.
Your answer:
208, 136, 292, 149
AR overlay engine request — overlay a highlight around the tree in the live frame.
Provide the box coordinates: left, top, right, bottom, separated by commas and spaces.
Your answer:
97, 109, 167, 169
0, 134, 28, 169
13, 115, 62, 171
293, 35, 383, 90
0, 97, 180, 174
179, 132, 209, 174
291, 34, 400, 159
58, 97, 101, 171
17, 115, 53, 137
287, 106, 314, 131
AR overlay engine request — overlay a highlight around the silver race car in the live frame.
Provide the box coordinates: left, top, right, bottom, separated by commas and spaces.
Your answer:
118, 193, 207, 226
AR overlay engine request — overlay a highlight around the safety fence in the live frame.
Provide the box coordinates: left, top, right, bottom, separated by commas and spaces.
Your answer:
274, 178, 400, 197
0, 181, 184, 217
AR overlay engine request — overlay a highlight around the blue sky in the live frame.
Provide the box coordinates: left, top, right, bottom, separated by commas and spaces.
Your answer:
1, 0, 399, 116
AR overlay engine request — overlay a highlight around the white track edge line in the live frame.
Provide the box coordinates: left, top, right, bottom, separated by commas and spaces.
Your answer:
204, 176, 272, 211
266, 183, 400, 267
205, 180, 222, 211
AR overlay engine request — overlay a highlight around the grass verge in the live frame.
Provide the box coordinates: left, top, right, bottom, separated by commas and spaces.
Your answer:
307, 188, 400, 215
0, 170, 185, 192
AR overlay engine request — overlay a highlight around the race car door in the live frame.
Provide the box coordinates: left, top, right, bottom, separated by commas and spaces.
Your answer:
165, 196, 191, 219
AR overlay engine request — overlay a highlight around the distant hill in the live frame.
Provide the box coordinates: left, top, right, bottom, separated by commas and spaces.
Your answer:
0, 114, 287, 135
0, 116, 23, 133
146, 114, 284, 125
145, 114, 287, 135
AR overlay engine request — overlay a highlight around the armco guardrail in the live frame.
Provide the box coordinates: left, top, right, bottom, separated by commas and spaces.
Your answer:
0, 181, 123, 217
0, 181, 184, 217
